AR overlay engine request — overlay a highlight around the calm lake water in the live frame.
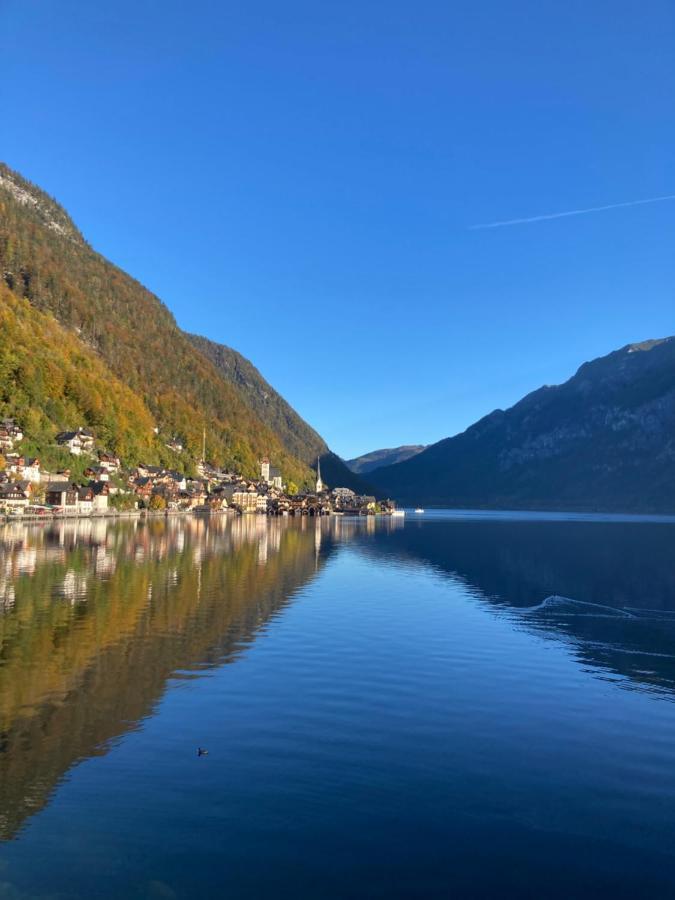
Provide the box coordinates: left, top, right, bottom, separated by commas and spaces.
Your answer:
2, 511, 675, 898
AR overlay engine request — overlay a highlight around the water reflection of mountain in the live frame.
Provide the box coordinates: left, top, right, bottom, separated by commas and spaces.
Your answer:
0, 516, 332, 840
359, 518, 675, 697
3, 513, 674, 840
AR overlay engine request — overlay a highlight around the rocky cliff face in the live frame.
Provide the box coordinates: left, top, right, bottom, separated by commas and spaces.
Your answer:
0, 169, 82, 241
370, 338, 675, 513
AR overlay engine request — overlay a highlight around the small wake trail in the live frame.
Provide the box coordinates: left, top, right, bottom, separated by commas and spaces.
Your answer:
521, 595, 637, 618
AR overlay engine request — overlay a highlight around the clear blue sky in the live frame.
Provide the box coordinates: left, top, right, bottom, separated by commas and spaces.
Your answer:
2, 1, 674, 459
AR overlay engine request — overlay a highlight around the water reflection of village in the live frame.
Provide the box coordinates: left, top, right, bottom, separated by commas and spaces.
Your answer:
0, 514, 403, 607
0, 514, 403, 840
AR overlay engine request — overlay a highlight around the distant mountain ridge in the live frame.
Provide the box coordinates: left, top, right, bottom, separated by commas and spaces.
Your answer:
346, 445, 427, 474
370, 338, 675, 513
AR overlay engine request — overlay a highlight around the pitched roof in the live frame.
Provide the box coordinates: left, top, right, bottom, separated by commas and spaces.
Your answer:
0, 483, 26, 496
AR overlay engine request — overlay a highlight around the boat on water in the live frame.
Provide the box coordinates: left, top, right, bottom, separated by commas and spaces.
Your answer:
391, 509, 405, 517
414, 508, 425, 513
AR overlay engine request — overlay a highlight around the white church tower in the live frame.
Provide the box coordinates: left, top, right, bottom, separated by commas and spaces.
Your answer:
315, 456, 324, 493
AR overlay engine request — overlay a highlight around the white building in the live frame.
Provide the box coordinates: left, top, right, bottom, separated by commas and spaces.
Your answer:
261, 457, 283, 489
92, 482, 109, 512
5, 455, 41, 483
56, 429, 95, 456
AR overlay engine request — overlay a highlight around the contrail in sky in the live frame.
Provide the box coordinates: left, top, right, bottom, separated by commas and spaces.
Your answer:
470, 193, 675, 230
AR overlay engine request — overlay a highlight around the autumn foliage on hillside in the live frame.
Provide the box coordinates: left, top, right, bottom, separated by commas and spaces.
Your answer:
0, 283, 159, 467
0, 163, 312, 484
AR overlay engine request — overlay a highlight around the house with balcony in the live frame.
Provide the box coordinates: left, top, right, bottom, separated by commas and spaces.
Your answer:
84, 465, 110, 483
45, 482, 79, 512
98, 452, 120, 472
56, 429, 95, 456
0, 483, 29, 511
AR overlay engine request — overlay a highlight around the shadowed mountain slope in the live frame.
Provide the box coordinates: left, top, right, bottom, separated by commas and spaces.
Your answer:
370, 338, 675, 512
346, 445, 427, 474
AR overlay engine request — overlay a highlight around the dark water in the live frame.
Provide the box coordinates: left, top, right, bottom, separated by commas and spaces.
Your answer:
2, 511, 675, 898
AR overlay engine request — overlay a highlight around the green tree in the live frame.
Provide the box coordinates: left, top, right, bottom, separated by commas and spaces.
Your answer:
110, 493, 136, 511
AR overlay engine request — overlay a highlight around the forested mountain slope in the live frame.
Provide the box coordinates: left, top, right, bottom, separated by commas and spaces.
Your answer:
371, 338, 675, 513
188, 333, 373, 492
0, 163, 317, 483
0, 283, 157, 468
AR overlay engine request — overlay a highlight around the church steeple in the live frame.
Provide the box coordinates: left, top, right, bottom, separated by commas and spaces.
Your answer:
315, 456, 324, 493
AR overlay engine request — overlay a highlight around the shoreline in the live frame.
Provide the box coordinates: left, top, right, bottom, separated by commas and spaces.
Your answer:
0, 508, 226, 524
5, 506, 675, 526
0, 508, 399, 524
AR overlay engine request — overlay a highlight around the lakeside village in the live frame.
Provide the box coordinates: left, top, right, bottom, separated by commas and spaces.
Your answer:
0, 419, 401, 521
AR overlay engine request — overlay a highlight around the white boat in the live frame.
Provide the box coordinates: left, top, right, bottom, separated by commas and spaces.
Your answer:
391, 509, 405, 517
414, 508, 425, 513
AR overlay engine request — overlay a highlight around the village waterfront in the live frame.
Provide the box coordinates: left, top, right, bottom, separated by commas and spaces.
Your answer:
2, 511, 675, 897
0, 421, 396, 522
